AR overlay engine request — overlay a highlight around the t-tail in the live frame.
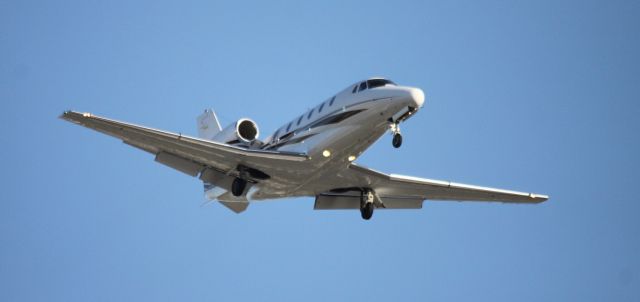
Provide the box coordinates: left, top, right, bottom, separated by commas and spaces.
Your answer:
196, 109, 222, 141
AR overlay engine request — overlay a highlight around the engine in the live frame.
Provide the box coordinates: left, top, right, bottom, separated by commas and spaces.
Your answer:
212, 118, 260, 145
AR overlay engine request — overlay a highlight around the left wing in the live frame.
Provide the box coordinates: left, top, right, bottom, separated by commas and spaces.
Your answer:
60, 111, 308, 179
315, 164, 548, 210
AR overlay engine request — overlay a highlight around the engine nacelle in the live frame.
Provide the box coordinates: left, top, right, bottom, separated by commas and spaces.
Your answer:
212, 118, 260, 145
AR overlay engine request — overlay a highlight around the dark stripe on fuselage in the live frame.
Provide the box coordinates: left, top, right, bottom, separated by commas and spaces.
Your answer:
307, 109, 366, 129
265, 109, 367, 150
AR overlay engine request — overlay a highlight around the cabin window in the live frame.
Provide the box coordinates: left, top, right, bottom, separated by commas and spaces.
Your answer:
329, 96, 336, 106
367, 79, 396, 89
358, 81, 367, 92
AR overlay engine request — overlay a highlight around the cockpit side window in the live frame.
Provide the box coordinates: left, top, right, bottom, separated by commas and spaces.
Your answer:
307, 108, 314, 119
358, 81, 367, 92
286, 122, 292, 132
329, 96, 336, 106
319, 102, 325, 113
352, 85, 358, 93
297, 115, 303, 126
367, 79, 397, 89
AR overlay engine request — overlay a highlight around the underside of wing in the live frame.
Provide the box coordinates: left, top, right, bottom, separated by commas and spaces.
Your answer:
314, 163, 548, 209
314, 193, 424, 210
60, 110, 308, 182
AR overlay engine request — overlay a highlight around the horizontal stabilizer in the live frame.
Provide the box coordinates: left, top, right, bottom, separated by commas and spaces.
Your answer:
219, 201, 249, 213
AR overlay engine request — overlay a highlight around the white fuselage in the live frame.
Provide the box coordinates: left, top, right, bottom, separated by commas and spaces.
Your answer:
244, 79, 425, 200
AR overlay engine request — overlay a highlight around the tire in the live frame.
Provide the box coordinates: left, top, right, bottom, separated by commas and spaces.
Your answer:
360, 202, 374, 220
231, 178, 246, 196
392, 133, 402, 148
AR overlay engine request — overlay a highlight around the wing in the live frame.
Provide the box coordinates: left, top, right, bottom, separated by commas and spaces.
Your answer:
60, 111, 308, 179
315, 163, 548, 210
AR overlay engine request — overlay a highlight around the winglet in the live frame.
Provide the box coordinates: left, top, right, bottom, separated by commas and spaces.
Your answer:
59, 110, 73, 119
60, 110, 91, 124
529, 193, 549, 203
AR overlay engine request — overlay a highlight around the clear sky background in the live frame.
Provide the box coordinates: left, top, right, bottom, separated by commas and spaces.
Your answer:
2, 0, 639, 301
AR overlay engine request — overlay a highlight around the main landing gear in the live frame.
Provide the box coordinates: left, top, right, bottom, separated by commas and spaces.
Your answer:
360, 189, 375, 220
390, 123, 402, 148
230, 165, 270, 197
231, 178, 247, 196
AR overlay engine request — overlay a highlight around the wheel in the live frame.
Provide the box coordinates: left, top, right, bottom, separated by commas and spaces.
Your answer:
360, 189, 375, 220
231, 178, 247, 196
360, 202, 374, 220
392, 133, 403, 148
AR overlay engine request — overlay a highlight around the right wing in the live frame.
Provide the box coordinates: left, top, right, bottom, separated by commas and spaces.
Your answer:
315, 164, 548, 210
60, 111, 308, 179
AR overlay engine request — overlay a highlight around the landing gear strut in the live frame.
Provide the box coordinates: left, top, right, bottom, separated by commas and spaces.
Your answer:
360, 189, 375, 220
390, 123, 402, 148
231, 178, 247, 196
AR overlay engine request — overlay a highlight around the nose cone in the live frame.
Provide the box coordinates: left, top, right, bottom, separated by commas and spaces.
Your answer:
409, 87, 425, 108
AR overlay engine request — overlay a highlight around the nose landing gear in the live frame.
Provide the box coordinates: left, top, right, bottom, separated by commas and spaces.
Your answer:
392, 133, 403, 148
390, 123, 402, 148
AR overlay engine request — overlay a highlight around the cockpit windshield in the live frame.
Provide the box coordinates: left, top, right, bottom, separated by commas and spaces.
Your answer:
366, 79, 396, 89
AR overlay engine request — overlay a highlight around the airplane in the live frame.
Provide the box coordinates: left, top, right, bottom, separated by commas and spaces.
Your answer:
60, 77, 548, 220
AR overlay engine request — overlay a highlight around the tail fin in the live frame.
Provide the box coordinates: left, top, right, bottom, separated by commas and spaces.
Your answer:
197, 109, 222, 140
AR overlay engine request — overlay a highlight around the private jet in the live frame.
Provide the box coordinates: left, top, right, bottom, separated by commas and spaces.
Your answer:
61, 78, 548, 220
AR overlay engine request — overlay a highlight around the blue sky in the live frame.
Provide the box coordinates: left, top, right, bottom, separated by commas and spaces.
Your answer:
2, 0, 639, 301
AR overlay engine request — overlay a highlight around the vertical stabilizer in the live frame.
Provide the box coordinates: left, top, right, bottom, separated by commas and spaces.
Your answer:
197, 109, 222, 140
